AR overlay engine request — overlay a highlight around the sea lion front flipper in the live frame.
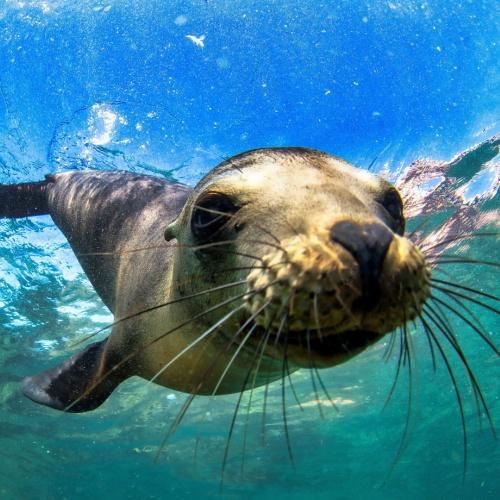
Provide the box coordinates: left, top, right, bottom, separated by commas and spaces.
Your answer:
21, 340, 124, 412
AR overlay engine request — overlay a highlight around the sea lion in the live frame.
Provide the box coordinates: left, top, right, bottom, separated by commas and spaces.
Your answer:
0, 147, 431, 412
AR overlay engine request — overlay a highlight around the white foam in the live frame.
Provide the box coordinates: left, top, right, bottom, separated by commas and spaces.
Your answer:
88, 103, 121, 146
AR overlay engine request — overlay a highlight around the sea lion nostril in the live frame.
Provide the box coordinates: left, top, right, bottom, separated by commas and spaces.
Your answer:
330, 221, 393, 309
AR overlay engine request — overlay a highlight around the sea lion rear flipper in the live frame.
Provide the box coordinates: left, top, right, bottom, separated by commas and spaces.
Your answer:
21, 340, 124, 412
0, 178, 52, 218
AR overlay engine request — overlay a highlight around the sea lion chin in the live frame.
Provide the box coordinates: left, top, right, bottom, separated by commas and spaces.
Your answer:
1, 146, 431, 409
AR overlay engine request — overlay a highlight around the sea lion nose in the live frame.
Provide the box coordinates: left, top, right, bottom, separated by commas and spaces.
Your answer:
330, 221, 393, 310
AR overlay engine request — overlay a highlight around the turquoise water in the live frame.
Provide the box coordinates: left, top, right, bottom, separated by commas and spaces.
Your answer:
0, 1, 498, 499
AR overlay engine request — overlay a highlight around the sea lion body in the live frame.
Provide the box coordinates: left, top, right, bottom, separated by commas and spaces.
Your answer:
42, 171, 278, 397
0, 147, 431, 411
45, 171, 188, 312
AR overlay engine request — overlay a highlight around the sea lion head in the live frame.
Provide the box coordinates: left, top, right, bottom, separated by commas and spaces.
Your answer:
164, 147, 431, 371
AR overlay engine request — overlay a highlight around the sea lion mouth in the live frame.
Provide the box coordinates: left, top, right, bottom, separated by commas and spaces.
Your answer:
239, 323, 384, 367
286, 328, 381, 352
280, 328, 382, 363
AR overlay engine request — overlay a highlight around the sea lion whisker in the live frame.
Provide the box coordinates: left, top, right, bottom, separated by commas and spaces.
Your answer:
285, 359, 303, 412
261, 365, 271, 446
127, 282, 274, 358
423, 304, 494, 433
408, 291, 437, 374
217, 260, 288, 275
335, 290, 358, 325
420, 232, 499, 253
419, 318, 437, 373
262, 311, 289, 444
427, 304, 492, 434
239, 390, 252, 480
76, 243, 168, 257
288, 289, 297, 318
307, 305, 338, 411
383, 331, 397, 363
281, 335, 295, 467
191, 205, 230, 231
425, 299, 454, 337
168, 300, 258, 432
240, 318, 274, 478
306, 329, 325, 420
223, 233, 290, 255
244, 238, 289, 255
210, 320, 260, 397
211, 248, 267, 263
384, 319, 415, 482
430, 278, 499, 302
313, 293, 324, 341
201, 238, 287, 255
196, 215, 229, 231
429, 295, 499, 355
401, 327, 409, 367
431, 284, 500, 315
418, 315, 469, 481
154, 392, 196, 463
383, 328, 405, 410
192, 300, 286, 445
177, 238, 269, 263
181, 237, 289, 255
422, 307, 485, 431
282, 212, 301, 238
402, 320, 415, 428
73, 238, 271, 260
249, 301, 297, 410
219, 321, 271, 492
219, 381, 248, 493
210, 302, 272, 396
273, 305, 290, 347
253, 222, 284, 247
252, 226, 290, 260
192, 203, 236, 218
89, 237, 278, 267
149, 304, 248, 384
426, 252, 499, 262
313, 364, 339, 413
215, 265, 266, 272
70, 278, 247, 347
432, 292, 496, 362
428, 258, 500, 268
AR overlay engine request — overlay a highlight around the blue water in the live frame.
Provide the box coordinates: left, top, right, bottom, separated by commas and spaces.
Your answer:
0, 1, 498, 499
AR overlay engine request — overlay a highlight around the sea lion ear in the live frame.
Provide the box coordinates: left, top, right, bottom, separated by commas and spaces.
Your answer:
21, 340, 125, 412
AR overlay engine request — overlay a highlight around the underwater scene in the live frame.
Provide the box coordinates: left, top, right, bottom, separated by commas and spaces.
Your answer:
0, 1, 498, 499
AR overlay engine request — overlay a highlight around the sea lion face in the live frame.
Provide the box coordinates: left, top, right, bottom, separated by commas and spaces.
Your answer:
165, 148, 430, 370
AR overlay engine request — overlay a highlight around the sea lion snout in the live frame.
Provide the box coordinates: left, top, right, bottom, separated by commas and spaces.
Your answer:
244, 216, 431, 367
330, 221, 393, 310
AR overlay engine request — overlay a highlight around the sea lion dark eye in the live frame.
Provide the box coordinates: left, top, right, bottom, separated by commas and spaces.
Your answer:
191, 193, 240, 242
379, 188, 405, 235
